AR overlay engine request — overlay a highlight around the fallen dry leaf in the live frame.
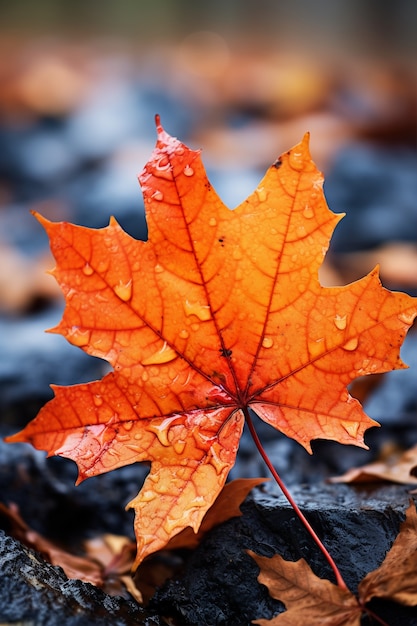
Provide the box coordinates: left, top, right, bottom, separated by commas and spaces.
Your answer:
0, 502, 103, 586
330, 444, 417, 485
359, 501, 417, 606
165, 477, 267, 550
7, 118, 417, 567
249, 550, 361, 625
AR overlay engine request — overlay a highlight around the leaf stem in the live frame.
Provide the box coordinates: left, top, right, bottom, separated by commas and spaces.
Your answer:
243, 408, 349, 591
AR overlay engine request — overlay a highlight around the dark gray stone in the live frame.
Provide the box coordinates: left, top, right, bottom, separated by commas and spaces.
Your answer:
0, 530, 166, 626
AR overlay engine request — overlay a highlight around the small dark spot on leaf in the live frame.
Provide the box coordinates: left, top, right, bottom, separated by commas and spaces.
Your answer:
273, 159, 282, 169
220, 348, 232, 358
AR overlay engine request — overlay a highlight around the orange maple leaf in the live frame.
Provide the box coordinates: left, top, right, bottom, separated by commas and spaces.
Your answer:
6, 118, 417, 567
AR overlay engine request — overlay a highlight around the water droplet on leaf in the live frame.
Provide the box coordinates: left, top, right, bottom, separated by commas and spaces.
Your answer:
93, 395, 103, 406
148, 419, 173, 447
141, 341, 177, 365
114, 279, 132, 301
309, 337, 324, 357
179, 329, 189, 339
183, 165, 194, 176
151, 190, 164, 201
289, 150, 304, 171
155, 155, 170, 171
342, 337, 358, 351
183, 299, 211, 321
83, 263, 94, 276
398, 311, 416, 325
262, 337, 273, 348
67, 327, 91, 347
334, 314, 347, 330
303, 205, 314, 219
256, 186, 267, 202
209, 217, 217, 226
173, 440, 186, 455
341, 421, 359, 437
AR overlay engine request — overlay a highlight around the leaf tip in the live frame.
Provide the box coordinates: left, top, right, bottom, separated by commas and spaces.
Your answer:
32, 210, 50, 229
154, 113, 162, 132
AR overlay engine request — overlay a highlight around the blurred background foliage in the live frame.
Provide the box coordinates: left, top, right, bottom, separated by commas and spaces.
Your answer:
0, 0, 416, 417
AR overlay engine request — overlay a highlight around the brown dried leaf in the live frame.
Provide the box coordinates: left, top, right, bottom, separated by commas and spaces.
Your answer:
330, 444, 417, 485
359, 501, 417, 606
166, 477, 267, 550
249, 551, 361, 625
0, 502, 103, 586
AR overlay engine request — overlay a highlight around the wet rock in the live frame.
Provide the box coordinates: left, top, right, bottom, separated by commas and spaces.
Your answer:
151, 483, 417, 625
324, 141, 417, 254
0, 530, 166, 625
0, 306, 106, 412
0, 432, 146, 545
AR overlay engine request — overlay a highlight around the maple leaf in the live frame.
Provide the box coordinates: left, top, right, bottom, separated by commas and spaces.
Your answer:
248, 550, 361, 625
165, 477, 268, 550
359, 501, 417, 606
250, 502, 417, 624
330, 444, 417, 485
6, 117, 417, 567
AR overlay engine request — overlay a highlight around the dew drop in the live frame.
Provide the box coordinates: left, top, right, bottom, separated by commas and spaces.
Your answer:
342, 337, 358, 351
83, 263, 94, 276
262, 337, 274, 349
141, 370, 149, 382
179, 329, 189, 339
303, 204, 314, 219
93, 395, 103, 407
209, 217, 217, 226
141, 489, 157, 502
255, 186, 267, 202
341, 421, 359, 437
334, 314, 347, 330
125, 443, 143, 453
289, 150, 304, 171
173, 440, 186, 455
183, 165, 194, 176
151, 190, 164, 201
148, 422, 171, 447
308, 337, 324, 357
156, 155, 170, 170
97, 258, 110, 273
123, 421, 134, 431
114, 279, 132, 302
398, 311, 416, 325
183, 299, 211, 321
141, 341, 177, 365
297, 225, 306, 237
163, 518, 180, 534
154, 264, 164, 273
67, 327, 91, 347
116, 433, 131, 442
